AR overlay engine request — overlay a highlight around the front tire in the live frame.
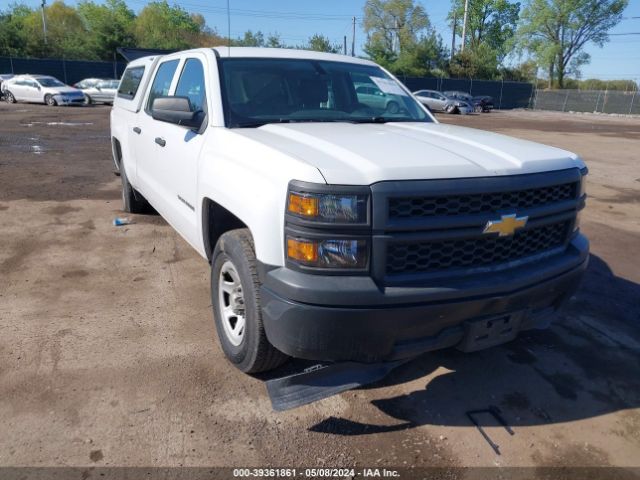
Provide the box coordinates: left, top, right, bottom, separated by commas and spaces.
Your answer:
211, 229, 288, 373
84, 95, 93, 105
45, 94, 57, 106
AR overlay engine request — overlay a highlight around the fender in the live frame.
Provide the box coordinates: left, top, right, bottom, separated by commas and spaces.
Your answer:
196, 128, 325, 266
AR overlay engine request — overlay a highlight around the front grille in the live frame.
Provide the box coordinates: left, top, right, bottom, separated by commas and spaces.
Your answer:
386, 221, 570, 275
388, 182, 577, 219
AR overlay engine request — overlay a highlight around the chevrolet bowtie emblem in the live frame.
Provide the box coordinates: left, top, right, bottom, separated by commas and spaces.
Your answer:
483, 214, 528, 237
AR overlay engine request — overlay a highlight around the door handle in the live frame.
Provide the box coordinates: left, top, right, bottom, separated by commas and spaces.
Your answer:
133, 127, 141, 134
155, 137, 166, 147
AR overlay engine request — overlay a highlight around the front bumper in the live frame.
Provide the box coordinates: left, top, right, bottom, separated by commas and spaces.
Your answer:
54, 95, 85, 105
260, 234, 588, 362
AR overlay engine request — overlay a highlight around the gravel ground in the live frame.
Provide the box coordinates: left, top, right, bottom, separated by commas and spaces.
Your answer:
0, 104, 638, 478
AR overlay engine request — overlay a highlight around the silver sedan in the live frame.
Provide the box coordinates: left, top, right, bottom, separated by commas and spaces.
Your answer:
413, 89, 473, 114
78, 79, 119, 105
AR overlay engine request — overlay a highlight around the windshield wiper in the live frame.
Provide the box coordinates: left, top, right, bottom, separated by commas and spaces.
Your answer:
351, 117, 415, 124
234, 118, 358, 128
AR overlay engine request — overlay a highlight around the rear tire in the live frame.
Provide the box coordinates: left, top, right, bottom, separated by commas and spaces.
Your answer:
120, 160, 151, 214
5, 91, 16, 103
386, 101, 399, 114
211, 229, 288, 373
84, 95, 93, 105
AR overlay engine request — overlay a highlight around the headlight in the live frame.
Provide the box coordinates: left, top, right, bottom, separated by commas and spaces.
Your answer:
286, 236, 368, 269
287, 189, 368, 225
285, 181, 371, 272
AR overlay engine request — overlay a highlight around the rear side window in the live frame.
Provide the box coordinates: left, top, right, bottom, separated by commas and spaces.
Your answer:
146, 60, 179, 111
118, 67, 145, 99
174, 58, 207, 112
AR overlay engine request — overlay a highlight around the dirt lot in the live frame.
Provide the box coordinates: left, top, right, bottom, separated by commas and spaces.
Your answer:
0, 104, 639, 477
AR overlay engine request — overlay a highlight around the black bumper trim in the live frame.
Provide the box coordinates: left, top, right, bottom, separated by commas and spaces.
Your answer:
260, 238, 588, 362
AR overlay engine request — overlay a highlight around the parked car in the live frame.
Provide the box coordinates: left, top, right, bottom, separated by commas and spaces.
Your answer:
0, 74, 15, 100
413, 89, 472, 114
473, 95, 495, 112
74, 78, 105, 89
111, 48, 588, 374
355, 83, 401, 113
3, 75, 85, 106
79, 79, 119, 105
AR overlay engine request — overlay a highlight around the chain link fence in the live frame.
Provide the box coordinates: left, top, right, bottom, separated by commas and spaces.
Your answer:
532, 88, 640, 115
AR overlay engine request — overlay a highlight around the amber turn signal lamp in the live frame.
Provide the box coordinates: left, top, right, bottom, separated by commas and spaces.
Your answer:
287, 237, 318, 263
288, 192, 319, 218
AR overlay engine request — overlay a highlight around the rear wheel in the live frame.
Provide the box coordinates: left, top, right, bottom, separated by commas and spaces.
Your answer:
120, 160, 151, 214
4, 91, 16, 103
45, 94, 57, 106
386, 101, 399, 114
84, 95, 93, 105
211, 229, 288, 373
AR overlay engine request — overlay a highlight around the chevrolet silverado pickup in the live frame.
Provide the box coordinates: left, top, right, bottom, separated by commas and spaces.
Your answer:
110, 47, 588, 373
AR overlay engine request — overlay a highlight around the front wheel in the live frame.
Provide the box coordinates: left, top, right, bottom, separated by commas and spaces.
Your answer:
45, 94, 57, 106
84, 95, 92, 105
211, 229, 288, 373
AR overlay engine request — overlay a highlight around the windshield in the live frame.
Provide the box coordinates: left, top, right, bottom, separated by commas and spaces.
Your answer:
36, 77, 66, 87
217, 58, 431, 127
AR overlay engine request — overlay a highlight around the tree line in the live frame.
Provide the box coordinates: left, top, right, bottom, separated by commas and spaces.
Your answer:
0, 0, 633, 90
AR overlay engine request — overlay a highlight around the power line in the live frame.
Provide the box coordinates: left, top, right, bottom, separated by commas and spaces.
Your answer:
128, 0, 363, 22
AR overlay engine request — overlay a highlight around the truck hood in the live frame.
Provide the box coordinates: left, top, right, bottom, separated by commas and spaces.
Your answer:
233, 122, 583, 185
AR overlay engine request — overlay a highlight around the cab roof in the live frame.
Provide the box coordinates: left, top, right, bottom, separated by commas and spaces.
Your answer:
210, 47, 378, 66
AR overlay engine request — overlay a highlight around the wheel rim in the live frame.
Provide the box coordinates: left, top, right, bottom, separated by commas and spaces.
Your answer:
47, 96, 55, 106
218, 260, 246, 346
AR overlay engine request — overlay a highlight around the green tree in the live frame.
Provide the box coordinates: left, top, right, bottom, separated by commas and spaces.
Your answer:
20, 1, 92, 59
232, 30, 286, 48
0, 5, 32, 57
302, 34, 340, 53
363, 0, 447, 75
449, 42, 500, 78
133, 1, 200, 50
77, 0, 135, 60
449, 0, 520, 61
516, 0, 628, 88
364, 0, 429, 54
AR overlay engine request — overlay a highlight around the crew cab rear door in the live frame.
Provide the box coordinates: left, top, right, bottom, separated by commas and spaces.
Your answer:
135, 53, 210, 248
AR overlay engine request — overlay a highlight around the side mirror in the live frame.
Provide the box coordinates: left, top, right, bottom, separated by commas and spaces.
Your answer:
151, 96, 204, 129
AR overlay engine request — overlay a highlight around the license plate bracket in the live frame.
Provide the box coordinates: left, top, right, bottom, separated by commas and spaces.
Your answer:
457, 312, 523, 352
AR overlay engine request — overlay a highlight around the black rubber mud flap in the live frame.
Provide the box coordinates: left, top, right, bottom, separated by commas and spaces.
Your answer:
266, 359, 412, 411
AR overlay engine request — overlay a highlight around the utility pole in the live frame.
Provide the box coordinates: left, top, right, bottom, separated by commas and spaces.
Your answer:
41, 0, 48, 45
450, 12, 457, 60
461, 0, 469, 52
393, 17, 401, 54
343, 36, 347, 55
351, 16, 356, 56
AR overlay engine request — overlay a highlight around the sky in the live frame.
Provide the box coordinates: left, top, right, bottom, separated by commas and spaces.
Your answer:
13, 0, 640, 82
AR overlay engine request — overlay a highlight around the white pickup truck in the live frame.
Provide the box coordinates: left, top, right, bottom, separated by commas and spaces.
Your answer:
110, 47, 588, 373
